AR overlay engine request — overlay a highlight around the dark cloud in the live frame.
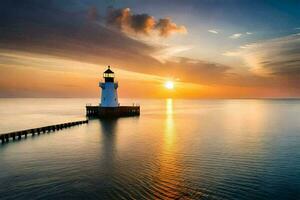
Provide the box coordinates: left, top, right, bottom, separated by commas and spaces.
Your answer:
106, 7, 187, 37
0, 1, 161, 71
106, 7, 156, 35
156, 18, 187, 37
131, 13, 155, 35
87, 6, 98, 21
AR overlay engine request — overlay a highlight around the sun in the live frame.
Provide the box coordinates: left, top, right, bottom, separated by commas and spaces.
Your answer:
165, 81, 174, 89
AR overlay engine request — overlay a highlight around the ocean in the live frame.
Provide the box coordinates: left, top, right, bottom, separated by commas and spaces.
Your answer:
0, 98, 299, 199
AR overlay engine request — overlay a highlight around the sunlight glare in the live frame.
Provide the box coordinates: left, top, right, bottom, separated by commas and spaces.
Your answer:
165, 81, 174, 89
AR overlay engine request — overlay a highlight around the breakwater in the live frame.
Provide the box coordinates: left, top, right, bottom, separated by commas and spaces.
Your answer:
0, 119, 88, 144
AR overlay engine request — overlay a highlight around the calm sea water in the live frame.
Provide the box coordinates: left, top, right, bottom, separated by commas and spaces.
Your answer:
0, 98, 299, 200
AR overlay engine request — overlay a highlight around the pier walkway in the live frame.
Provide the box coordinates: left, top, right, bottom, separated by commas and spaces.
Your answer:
0, 119, 88, 144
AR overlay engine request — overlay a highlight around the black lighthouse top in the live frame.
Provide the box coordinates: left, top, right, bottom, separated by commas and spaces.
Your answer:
103, 66, 115, 82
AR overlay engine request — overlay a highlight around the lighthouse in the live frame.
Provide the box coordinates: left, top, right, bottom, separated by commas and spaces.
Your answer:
86, 66, 140, 118
99, 66, 119, 107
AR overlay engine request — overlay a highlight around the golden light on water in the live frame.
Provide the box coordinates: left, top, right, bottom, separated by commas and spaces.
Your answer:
154, 98, 182, 198
166, 98, 174, 116
165, 98, 174, 149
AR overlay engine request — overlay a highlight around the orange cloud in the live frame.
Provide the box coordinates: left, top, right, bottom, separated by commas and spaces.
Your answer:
106, 7, 187, 37
156, 18, 187, 37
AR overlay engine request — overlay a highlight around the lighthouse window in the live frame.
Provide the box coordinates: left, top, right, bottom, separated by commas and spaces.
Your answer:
104, 73, 115, 78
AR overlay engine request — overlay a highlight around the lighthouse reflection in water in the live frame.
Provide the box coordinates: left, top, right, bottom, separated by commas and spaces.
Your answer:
0, 98, 299, 200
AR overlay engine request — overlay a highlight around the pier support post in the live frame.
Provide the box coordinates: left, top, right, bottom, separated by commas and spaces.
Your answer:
5, 135, 9, 142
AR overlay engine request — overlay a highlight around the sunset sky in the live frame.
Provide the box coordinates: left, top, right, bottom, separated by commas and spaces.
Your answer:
1, 0, 300, 98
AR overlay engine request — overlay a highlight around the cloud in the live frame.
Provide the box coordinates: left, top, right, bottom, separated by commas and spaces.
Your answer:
156, 18, 187, 37
151, 45, 192, 63
1, 1, 300, 97
224, 34, 300, 80
229, 32, 253, 39
0, 2, 230, 86
208, 30, 218, 34
106, 7, 155, 35
0, 2, 162, 74
162, 57, 232, 85
229, 33, 242, 39
106, 7, 187, 37
87, 6, 99, 21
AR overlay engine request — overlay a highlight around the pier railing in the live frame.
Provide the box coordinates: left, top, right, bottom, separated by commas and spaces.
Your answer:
0, 119, 88, 144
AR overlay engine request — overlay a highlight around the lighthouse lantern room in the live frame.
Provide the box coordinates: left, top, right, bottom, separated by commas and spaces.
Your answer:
99, 66, 119, 107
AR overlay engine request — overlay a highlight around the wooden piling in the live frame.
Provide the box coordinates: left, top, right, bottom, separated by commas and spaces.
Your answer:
5, 135, 9, 142
17, 132, 21, 140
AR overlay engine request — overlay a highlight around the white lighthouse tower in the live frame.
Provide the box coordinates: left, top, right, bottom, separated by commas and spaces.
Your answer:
99, 66, 119, 107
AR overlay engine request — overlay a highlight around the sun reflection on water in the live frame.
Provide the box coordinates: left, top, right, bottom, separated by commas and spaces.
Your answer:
165, 98, 174, 149
151, 98, 183, 198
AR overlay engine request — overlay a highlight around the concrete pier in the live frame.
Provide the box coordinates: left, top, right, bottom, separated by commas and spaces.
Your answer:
0, 120, 88, 144
86, 106, 140, 118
